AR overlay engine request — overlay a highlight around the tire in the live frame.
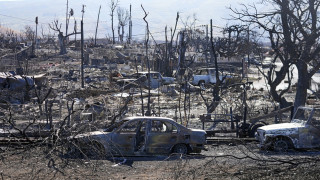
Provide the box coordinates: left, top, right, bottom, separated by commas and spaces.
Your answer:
249, 123, 265, 138
172, 144, 188, 154
273, 137, 292, 152
198, 81, 206, 90
198, 80, 205, 86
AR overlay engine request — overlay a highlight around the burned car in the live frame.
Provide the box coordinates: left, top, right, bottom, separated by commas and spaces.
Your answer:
191, 68, 232, 86
69, 117, 206, 157
116, 71, 175, 89
256, 106, 320, 151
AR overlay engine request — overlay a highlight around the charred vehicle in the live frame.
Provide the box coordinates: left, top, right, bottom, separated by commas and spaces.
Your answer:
116, 71, 175, 89
69, 117, 206, 157
256, 106, 320, 151
191, 68, 232, 86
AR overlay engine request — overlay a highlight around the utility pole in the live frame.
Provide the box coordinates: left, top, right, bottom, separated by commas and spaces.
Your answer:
74, 20, 77, 43
34, 16, 38, 55
66, 0, 69, 36
247, 25, 250, 68
94, 5, 101, 46
206, 24, 209, 42
81, 5, 85, 88
81, 20, 84, 88
128, 4, 132, 44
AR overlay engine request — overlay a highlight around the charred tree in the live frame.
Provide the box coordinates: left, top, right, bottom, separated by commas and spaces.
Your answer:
141, 5, 151, 116
109, 0, 119, 44
49, 19, 79, 55
231, 0, 320, 110
164, 12, 179, 77
117, 7, 129, 43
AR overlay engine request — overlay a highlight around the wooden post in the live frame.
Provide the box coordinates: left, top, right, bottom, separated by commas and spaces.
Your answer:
243, 83, 247, 125
274, 106, 278, 123
230, 107, 234, 130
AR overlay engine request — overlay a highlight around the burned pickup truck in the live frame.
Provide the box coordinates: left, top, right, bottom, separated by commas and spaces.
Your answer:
68, 117, 206, 157
116, 71, 175, 89
256, 106, 320, 151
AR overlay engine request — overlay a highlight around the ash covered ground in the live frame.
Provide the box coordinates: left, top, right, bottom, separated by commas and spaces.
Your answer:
1, 45, 320, 179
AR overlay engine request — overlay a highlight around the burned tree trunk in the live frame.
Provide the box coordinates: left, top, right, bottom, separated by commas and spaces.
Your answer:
49, 20, 79, 55
231, 0, 320, 111
294, 62, 309, 110
141, 5, 151, 116
109, 0, 119, 44
58, 32, 67, 55
206, 19, 222, 113
164, 12, 179, 77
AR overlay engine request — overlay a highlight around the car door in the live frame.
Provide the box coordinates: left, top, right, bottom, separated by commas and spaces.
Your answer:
208, 69, 216, 84
111, 119, 140, 155
146, 119, 179, 154
297, 109, 320, 148
308, 110, 320, 148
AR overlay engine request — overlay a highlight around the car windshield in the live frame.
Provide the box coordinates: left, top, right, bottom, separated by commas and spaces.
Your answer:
292, 108, 313, 123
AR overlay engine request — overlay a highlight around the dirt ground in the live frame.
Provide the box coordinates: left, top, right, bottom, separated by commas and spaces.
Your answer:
1, 140, 320, 180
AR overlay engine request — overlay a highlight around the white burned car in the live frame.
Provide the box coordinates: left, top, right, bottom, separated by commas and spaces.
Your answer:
256, 106, 320, 151
191, 68, 232, 86
69, 117, 207, 157
117, 71, 175, 89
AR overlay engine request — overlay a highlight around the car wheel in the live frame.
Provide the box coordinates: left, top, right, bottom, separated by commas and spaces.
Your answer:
172, 144, 188, 154
198, 80, 205, 86
198, 81, 206, 90
249, 123, 265, 138
273, 137, 291, 152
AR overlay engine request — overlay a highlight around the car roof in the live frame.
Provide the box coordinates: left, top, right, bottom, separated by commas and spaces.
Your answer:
122, 116, 175, 121
135, 71, 159, 74
197, 68, 216, 70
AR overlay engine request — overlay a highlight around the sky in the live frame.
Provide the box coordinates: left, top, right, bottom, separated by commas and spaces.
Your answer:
0, 0, 267, 40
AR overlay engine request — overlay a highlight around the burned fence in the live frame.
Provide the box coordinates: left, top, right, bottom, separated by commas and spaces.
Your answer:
200, 107, 241, 137
200, 105, 294, 138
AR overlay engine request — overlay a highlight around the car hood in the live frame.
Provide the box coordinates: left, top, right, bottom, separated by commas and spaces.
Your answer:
258, 123, 304, 135
72, 130, 111, 139
189, 128, 206, 134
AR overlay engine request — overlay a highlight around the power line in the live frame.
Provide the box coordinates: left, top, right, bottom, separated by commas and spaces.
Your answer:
0, 13, 34, 23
